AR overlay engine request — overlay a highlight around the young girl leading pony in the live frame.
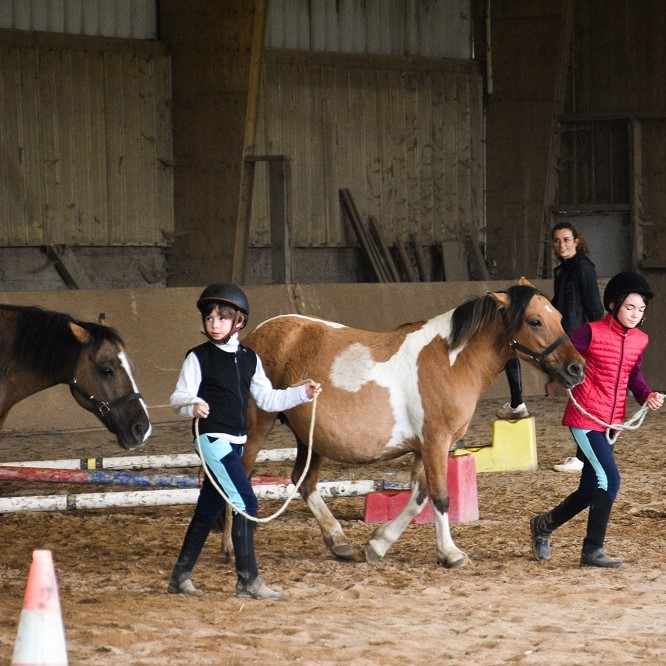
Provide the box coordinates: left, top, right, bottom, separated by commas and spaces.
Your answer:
530, 272, 663, 568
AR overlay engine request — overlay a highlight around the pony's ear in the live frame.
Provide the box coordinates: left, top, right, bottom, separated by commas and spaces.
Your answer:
519, 276, 534, 287
69, 322, 92, 345
488, 291, 510, 308
97, 312, 107, 326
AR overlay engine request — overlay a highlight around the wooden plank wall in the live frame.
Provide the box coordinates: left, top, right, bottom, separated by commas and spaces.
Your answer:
485, 0, 666, 279
0, 32, 173, 247
570, 0, 666, 269
249, 50, 484, 254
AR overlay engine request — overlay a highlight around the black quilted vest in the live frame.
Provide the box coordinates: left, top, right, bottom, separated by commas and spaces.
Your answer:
188, 341, 258, 438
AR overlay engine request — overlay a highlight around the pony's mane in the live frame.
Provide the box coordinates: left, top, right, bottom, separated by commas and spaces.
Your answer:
448, 285, 540, 350
4, 305, 124, 380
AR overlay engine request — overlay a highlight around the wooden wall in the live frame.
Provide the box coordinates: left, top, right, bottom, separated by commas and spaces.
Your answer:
159, 0, 267, 287
0, 31, 172, 248
567, 0, 666, 270
249, 50, 484, 262
485, 0, 666, 279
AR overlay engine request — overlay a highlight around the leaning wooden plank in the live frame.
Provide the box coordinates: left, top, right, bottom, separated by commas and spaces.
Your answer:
339, 189, 388, 282
441, 240, 470, 281
395, 238, 418, 282
44, 245, 92, 289
368, 217, 400, 282
464, 234, 491, 280
409, 232, 430, 281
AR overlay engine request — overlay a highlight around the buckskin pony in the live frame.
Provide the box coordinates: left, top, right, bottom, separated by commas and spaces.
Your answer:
235, 279, 584, 567
0, 304, 151, 449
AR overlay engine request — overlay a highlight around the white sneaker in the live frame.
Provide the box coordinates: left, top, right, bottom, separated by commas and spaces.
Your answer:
553, 456, 583, 473
495, 402, 530, 420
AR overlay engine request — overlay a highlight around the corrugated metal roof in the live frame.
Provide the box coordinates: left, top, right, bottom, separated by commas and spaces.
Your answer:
0, 0, 158, 39
266, 0, 472, 59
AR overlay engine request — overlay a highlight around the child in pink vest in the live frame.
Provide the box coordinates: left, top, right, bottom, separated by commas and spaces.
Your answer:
530, 272, 663, 568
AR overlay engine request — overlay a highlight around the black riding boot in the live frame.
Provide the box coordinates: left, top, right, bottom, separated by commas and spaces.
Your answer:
167, 514, 213, 595
505, 356, 523, 408
232, 513, 284, 600
580, 489, 623, 568
496, 357, 529, 419
531, 490, 589, 561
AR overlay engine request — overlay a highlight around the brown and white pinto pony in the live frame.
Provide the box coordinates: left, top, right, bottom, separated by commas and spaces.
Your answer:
0, 304, 151, 449
238, 279, 585, 567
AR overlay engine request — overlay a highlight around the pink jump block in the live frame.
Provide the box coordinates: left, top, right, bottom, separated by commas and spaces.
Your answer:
364, 453, 479, 524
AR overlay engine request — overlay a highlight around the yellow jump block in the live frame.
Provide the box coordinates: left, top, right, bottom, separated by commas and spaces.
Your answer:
453, 417, 538, 472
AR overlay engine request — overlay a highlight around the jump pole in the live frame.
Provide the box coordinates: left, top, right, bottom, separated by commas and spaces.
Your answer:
0, 466, 203, 488
0, 479, 407, 514
0, 447, 297, 471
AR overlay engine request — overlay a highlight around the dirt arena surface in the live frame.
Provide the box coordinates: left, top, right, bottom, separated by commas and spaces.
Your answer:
0, 395, 665, 665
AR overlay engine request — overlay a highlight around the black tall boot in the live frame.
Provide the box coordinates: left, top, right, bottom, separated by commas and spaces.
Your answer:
496, 357, 529, 419
167, 514, 213, 595
232, 513, 284, 600
530, 490, 589, 561
580, 489, 623, 568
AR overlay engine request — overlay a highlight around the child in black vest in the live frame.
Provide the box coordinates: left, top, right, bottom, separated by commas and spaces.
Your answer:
168, 283, 320, 599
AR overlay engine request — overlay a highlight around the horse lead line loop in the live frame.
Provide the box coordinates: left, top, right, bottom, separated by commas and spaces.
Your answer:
567, 389, 662, 445
194, 386, 322, 524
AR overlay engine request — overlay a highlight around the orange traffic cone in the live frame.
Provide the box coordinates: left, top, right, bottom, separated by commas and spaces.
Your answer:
11, 549, 68, 666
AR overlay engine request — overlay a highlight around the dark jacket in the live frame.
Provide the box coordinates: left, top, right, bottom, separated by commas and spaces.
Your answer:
552, 251, 604, 333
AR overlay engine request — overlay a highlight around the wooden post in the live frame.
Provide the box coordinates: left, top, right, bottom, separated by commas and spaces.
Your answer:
267, 156, 291, 283
231, 0, 268, 284
537, 0, 574, 278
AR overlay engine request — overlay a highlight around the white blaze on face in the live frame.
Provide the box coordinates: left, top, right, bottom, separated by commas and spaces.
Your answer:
118, 349, 152, 441
329, 310, 461, 447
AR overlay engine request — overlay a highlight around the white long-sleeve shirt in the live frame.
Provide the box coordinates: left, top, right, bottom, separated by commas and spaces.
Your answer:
169, 333, 311, 443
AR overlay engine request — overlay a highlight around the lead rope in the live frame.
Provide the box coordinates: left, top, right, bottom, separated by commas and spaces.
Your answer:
164, 386, 321, 524
566, 389, 662, 445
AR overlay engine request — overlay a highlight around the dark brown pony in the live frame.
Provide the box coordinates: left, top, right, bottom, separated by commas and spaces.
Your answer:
0, 304, 151, 449
229, 280, 584, 568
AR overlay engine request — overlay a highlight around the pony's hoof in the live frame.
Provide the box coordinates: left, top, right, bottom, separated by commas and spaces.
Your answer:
331, 543, 355, 560
438, 553, 469, 569
364, 543, 384, 564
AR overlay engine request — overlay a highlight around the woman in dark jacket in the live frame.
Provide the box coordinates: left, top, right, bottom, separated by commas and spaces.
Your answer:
551, 222, 605, 333
497, 224, 604, 474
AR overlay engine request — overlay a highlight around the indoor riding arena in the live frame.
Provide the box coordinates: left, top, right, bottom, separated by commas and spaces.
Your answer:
1, 1, 666, 665
1, 284, 665, 664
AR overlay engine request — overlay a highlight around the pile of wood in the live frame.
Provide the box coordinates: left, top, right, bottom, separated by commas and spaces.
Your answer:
340, 189, 490, 283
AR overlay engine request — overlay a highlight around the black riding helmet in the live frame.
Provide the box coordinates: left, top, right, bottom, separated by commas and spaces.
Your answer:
603, 272, 654, 312
197, 283, 249, 318
196, 283, 249, 341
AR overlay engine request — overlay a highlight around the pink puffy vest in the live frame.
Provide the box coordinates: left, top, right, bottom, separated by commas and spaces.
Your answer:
563, 314, 648, 431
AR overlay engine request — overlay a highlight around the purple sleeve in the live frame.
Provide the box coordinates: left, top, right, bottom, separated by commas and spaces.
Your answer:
628, 354, 652, 405
568, 324, 592, 354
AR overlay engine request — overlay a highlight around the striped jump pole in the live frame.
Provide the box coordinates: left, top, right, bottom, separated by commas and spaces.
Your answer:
0, 447, 297, 471
0, 479, 409, 514
0, 466, 292, 489
0, 466, 201, 488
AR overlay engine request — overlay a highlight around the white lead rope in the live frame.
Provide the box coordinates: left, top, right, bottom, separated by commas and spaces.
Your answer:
567, 389, 662, 445
191, 387, 321, 524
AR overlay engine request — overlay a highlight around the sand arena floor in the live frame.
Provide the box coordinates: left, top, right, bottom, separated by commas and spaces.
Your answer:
1, 395, 665, 665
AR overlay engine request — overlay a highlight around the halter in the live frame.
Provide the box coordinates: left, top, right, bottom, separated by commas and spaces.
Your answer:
69, 377, 143, 418
509, 335, 571, 373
